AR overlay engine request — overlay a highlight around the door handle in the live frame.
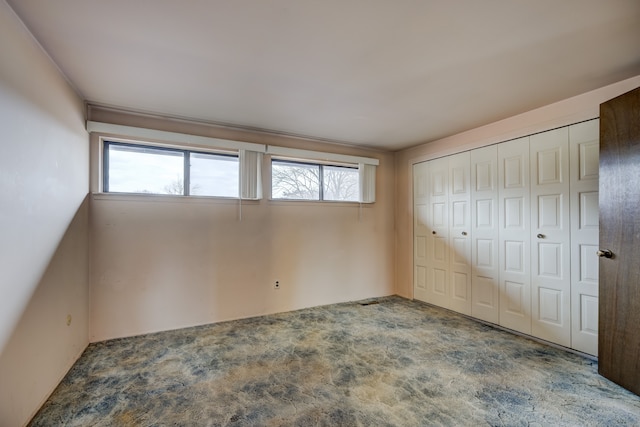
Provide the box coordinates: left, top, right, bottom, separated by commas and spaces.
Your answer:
537, 233, 545, 239
461, 231, 467, 236
597, 249, 613, 258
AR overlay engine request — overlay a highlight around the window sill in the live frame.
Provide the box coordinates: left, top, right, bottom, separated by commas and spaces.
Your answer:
268, 198, 372, 208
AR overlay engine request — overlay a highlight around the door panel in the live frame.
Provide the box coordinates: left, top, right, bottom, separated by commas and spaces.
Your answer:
499, 137, 532, 333
570, 119, 599, 355
505, 281, 526, 316
427, 157, 450, 308
531, 128, 571, 347
599, 86, 640, 395
413, 162, 430, 302
471, 145, 499, 323
448, 152, 471, 315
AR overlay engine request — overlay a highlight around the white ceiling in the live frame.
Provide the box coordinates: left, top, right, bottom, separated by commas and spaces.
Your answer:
8, 0, 640, 151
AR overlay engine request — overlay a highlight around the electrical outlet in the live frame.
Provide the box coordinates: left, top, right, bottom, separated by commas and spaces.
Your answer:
274, 280, 280, 289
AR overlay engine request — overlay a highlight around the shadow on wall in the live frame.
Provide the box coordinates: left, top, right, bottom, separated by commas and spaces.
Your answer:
0, 195, 90, 427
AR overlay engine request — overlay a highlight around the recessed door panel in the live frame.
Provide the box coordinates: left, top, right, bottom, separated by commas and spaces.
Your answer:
452, 167, 467, 194
580, 294, 598, 335
475, 276, 496, 308
453, 272, 469, 300
432, 203, 446, 227
476, 199, 493, 228
504, 197, 523, 229
416, 236, 426, 259
416, 266, 426, 290
416, 205, 428, 229
504, 155, 525, 188
537, 148, 562, 185
415, 171, 429, 200
432, 170, 446, 197
433, 268, 447, 295
579, 244, 598, 283
580, 192, 599, 229
538, 243, 562, 278
452, 201, 467, 228
504, 241, 524, 272
538, 194, 562, 229
476, 161, 493, 191
453, 238, 467, 264
539, 287, 562, 325
505, 281, 526, 316
579, 141, 599, 181
433, 236, 447, 262
476, 239, 493, 268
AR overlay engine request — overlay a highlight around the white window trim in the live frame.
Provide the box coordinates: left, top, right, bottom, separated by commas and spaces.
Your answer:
87, 121, 378, 203
87, 121, 267, 153
87, 121, 379, 166
266, 145, 379, 166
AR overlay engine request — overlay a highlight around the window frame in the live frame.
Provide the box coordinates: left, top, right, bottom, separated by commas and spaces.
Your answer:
102, 140, 240, 198
270, 157, 359, 202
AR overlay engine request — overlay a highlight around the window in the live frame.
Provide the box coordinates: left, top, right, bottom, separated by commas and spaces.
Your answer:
103, 141, 239, 197
91, 121, 376, 202
271, 159, 359, 202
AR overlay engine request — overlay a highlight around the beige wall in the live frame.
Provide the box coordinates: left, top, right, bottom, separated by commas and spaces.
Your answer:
88, 107, 395, 342
0, 1, 89, 426
394, 74, 640, 299
0, 199, 89, 426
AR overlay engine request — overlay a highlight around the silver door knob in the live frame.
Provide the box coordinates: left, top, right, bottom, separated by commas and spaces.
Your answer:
597, 249, 613, 258
461, 231, 467, 236
537, 234, 545, 239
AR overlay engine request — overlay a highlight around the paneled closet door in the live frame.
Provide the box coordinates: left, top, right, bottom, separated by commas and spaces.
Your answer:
471, 145, 499, 323
569, 119, 599, 356
498, 137, 532, 334
530, 127, 571, 347
426, 156, 450, 309
448, 152, 472, 315
413, 161, 430, 302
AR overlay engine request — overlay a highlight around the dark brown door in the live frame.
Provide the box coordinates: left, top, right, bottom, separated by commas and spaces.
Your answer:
599, 86, 640, 395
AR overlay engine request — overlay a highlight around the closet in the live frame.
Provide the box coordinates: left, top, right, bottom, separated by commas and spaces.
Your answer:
413, 119, 599, 356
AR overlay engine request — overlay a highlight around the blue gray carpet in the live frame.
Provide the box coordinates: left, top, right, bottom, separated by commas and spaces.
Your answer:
30, 296, 640, 426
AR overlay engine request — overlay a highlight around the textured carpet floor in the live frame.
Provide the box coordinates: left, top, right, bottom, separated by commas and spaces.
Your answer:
30, 296, 640, 426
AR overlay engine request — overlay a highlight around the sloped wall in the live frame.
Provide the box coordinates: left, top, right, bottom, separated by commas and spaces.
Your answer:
0, 2, 89, 425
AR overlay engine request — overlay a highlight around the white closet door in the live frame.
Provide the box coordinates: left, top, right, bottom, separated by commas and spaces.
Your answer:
427, 156, 450, 308
498, 137, 532, 334
530, 127, 571, 347
413, 161, 430, 302
471, 145, 499, 323
448, 152, 472, 315
569, 119, 600, 355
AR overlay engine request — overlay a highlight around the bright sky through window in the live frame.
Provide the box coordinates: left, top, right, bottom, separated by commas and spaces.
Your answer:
105, 143, 239, 197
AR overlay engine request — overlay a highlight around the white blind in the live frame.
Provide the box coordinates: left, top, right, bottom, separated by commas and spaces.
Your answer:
359, 163, 376, 203
239, 150, 262, 200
